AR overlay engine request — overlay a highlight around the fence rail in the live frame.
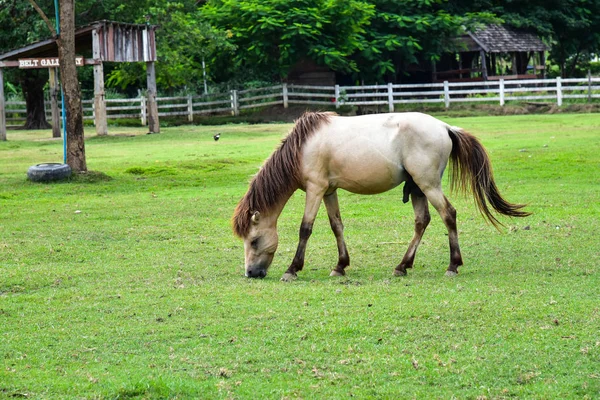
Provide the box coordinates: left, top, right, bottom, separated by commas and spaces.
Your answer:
4, 77, 600, 126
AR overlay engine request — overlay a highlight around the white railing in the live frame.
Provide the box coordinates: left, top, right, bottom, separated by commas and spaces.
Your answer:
4, 77, 600, 126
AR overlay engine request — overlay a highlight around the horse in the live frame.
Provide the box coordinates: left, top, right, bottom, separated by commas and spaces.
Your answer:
232, 111, 530, 281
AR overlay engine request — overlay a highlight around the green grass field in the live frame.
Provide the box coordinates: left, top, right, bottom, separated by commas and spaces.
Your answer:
1, 113, 599, 399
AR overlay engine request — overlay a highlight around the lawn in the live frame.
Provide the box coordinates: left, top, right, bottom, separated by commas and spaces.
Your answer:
1, 113, 599, 399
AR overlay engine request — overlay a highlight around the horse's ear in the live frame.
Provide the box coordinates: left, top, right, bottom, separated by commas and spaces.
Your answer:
251, 211, 260, 224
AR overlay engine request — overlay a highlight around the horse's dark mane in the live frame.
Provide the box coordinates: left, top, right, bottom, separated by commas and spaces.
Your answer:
232, 111, 335, 237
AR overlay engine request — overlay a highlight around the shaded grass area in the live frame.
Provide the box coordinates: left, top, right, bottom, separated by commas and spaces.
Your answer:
1, 114, 599, 398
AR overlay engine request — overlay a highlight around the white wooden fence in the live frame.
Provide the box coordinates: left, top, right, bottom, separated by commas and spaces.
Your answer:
4, 77, 600, 126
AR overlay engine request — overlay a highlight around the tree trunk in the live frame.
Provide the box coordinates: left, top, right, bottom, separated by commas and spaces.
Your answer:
19, 70, 51, 130
567, 50, 582, 78
57, 0, 86, 172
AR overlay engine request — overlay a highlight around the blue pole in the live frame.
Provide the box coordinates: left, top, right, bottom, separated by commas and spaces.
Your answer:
54, 0, 67, 164
61, 92, 67, 164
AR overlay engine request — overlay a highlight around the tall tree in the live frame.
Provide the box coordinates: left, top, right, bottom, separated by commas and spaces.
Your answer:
539, 0, 600, 77
20, 69, 51, 129
28, 0, 86, 171
351, 0, 495, 82
56, 0, 86, 171
0, 1, 52, 129
200, 0, 496, 83
201, 0, 375, 81
105, 1, 235, 93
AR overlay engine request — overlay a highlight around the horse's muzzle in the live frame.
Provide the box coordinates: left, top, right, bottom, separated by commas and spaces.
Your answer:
246, 265, 267, 278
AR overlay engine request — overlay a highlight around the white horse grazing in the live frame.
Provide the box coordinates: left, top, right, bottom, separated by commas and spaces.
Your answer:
233, 112, 530, 281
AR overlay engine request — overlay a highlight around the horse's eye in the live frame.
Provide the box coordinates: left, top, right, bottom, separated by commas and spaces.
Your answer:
250, 238, 260, 249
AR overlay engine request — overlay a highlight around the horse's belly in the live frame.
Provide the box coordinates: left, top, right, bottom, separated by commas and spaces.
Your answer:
302, 120, 410, 195
329, 152, 406, 195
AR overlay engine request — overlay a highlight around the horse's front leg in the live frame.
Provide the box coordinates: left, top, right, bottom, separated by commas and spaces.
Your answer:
281, 184, 326, 281
323, 191, 350, 276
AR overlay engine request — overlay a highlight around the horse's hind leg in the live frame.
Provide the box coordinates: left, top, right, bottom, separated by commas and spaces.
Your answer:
394, 192, 430, 276
323, 191, 350, 276
421, 186, 463, 276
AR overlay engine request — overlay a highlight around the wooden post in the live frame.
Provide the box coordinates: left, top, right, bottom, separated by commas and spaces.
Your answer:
499, 79, 505, 106
480, 50, 488, 81
0, 68, 6, 141
387, 82, 394, 112
588, 69, 592, 103
334, 84, 340, 109
49, 68, 61, 138
443, 81, 450, 108
282, 83, 288, 109
146, 61, 160, 133
511, 53, 518, 75
187, 95, 193, 122
140, 94, 147, 126
230, 90, 239, 116
540, 52, 546, 79
92, 29, 108, 136
556, 77, 562, 107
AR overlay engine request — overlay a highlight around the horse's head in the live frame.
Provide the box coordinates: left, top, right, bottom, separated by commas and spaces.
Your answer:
242, 211, 279, 278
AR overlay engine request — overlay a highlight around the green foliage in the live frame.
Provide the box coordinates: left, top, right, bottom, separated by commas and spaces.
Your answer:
201, 0, 375, 79
199, 0, 498, 83
0, 1, 58, 96
106, 2, 235, 91
2, 0, 600, 94
445, 0, 600, 78
524, 1, 600, 77
0, 115, 599, 398
352, 0, 497, 82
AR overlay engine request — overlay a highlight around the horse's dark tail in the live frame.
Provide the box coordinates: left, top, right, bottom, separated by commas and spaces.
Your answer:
447, 126, 531, 229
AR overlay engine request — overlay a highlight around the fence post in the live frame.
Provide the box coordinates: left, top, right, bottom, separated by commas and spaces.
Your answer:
187, 95, 193, 122
230, 90, 239, 116
146, 62, 160, 134
588, 70, 592, 103
499, 79, 505, 106
387, 82, 394, 112
92, 29, 108, 136
140, 95, 147, 126
0, 68, 5, 141
443, 81, 450, 108
556, 77, 562, 107
282, 83, 289, 109
334, 85, 340, 109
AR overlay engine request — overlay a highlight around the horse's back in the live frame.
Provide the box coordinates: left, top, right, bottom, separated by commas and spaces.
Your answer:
301, 112, 453, 195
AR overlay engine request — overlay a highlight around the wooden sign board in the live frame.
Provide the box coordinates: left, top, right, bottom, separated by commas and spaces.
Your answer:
18, 57, 85, 69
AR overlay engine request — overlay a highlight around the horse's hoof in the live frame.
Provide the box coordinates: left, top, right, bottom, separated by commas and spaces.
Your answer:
393, 269, 407, 277
445, 270, 458, 277
280, 272, 297, 282
330, 270, 345, 277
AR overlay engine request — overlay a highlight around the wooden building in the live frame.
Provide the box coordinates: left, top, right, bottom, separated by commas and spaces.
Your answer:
0, 20, 159, 140
286, 58, 336, 86
432, 24, 549, 82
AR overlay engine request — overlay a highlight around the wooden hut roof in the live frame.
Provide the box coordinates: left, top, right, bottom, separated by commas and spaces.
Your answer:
0, 20, 158, 62
467, 24, 548, 53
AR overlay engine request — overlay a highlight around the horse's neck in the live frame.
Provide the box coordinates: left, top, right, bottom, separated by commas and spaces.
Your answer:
267, 186, 297, 224
250, 153, 301, 223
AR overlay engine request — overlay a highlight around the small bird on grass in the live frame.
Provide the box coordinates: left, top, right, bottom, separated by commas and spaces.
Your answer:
213, 133, 221, 141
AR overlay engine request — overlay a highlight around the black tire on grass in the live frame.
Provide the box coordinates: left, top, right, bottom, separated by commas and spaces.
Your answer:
27, 163, 72, 182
